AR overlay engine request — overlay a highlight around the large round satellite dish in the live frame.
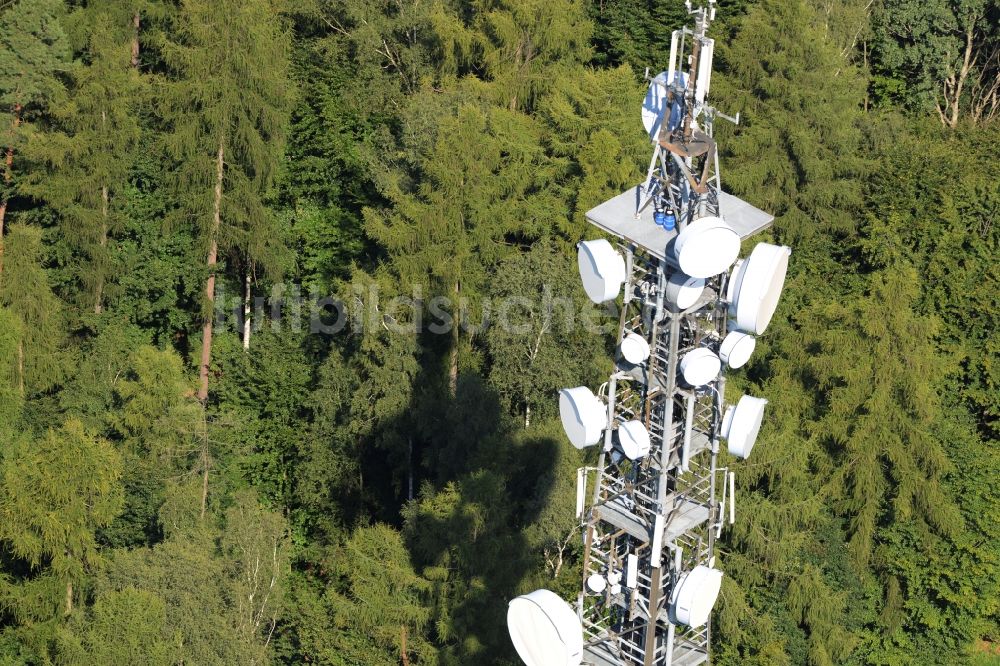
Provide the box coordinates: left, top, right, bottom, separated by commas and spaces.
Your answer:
727, 243, 791, 334
618, 420, 651, 460
673, 217, 740, 278
679, 348, 721, 387
620, 333, 651, 365
722, 395, 768, 459
641, 71, 669, 141
718, 330, 756, 369
665, 273, 706, 310
577, 240, 627, 304
670, 566, 723, 628
508, 589, 584, 666
559, 387, 605, 449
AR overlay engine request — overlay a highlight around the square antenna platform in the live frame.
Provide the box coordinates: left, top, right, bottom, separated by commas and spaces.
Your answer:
584, 185, 774, 261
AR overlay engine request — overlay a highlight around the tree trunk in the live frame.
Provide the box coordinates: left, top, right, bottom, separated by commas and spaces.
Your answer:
449, 280, 459, 398
95, 185, 108, 314
65, 580, 73, 615
199, 409, 210, 520
242, 266, 251, 350
198, 140, 224, 402
16, 339, 23, 397
950, 25, 976, 128
0, 104, 22, 278
523, 321, 547, 429
95, 109, 109, 314
401, 625, 410, 666
131, 11, 140, 68
200, 446, 210, 520
938, 24, 977, 128
407, 437, 414, 501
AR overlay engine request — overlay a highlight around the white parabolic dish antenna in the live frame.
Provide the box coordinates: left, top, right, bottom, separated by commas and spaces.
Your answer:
670, 566, 724, 628
665, 273, 706, 310
620, 332, 651, 365
559, 387, 605, 449
641, 71, 669, 141
586, 573, 607, 594
508, 589, 583, 666
727, 243, 791, 334
577, 239, 626, 304
674, 217, 741, 278
722, 395, 768, 459
719, 330, 756, 369
618, 420, 651, 460
680, 348, 722, 387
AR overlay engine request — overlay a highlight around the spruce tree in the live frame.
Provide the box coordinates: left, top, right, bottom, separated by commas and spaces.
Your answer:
0, 0, 70, 276
471, 0, 593, 113
0, 225, 67, 396
714, 0, 868, 260
21, 12, 142, 314
159, 0, 293, 399
365, 102, 561, 395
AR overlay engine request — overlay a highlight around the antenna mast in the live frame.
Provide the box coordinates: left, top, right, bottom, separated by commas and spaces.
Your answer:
508, 5, 792, 666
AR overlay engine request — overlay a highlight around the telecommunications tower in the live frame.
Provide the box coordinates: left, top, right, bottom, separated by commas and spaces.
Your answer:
507, 3, 792, 666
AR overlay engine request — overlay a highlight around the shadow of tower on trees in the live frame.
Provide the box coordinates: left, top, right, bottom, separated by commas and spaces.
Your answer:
355, 341, 563, 663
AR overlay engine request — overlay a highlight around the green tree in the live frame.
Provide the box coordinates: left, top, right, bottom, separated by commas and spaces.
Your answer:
0, 224, 67, 396
20, 11, 142, 315
0, 0, 70, 272
57, 588, 176, 666
365, 103, 562, 395
298, 286, 423, 520
485, 242, 607, 427
211, 330, 312, 507
102, 345, 203, 546
403, 471, 525, 662
99, 489, 289, 664
221, 490, 291, 654
332, 524, 436, 665
0, 306, 22, 428
714, 0, 868, 260
587, 0, 690, 69
159, 0, 293, 398
870, 0, 1000, 126
0, 419, 123, 619
471, 0, 593, 113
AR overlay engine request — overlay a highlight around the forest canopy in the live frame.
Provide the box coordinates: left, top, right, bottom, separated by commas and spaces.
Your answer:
0, 0, 997, 664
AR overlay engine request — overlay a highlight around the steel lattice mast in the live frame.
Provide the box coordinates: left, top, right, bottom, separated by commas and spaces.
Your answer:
507, 4, 790, 666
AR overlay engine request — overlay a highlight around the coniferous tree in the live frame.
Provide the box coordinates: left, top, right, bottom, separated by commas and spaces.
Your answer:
471, 0, 593, 113
0, 419, 123, 620
0, 306, 21, 429
56, 588, 175, 666
0, 225, 67, 396
0, 0, 69, 275
21, 12, 142, 315
330, 524, 436, 665
159, 0, 293, 398
365, 103, 561, 395
714, 0, 868, 259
